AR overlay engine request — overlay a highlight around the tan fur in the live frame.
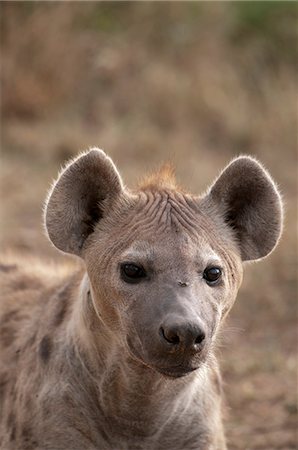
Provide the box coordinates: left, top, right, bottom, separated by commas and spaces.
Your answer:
138, 163, 180, 191
0, 149, 283, 450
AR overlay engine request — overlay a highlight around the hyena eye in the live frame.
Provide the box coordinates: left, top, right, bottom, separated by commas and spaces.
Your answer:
120, 263, 146, 284
203, 267, 222, 285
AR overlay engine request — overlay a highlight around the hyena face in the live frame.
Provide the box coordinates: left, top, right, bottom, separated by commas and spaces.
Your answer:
83, 191, 242, 378
45, 149, 283, 378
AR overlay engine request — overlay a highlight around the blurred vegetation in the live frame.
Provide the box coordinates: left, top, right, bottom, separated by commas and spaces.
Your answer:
1, 1, 297, 120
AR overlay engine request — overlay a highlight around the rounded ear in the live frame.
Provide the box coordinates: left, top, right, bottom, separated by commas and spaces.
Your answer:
45, 148, 123, 256
203, 156, 283, 261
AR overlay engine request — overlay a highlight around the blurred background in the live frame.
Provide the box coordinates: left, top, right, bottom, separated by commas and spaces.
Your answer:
0, 2, 297, 448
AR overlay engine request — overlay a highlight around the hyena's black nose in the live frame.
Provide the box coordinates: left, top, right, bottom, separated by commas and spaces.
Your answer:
160, 319, 206, 352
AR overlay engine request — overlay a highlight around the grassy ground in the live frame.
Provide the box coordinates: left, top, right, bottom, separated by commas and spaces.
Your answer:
1, 3, 297, 448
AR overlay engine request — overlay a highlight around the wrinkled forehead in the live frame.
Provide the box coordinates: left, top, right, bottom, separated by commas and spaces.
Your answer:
119, 190, 223, 263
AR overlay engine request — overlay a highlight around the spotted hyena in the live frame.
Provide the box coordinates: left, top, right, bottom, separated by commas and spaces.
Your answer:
0, 149, 283, 449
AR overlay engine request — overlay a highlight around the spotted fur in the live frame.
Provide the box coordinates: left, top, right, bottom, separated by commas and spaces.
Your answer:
0, 149, 283, 449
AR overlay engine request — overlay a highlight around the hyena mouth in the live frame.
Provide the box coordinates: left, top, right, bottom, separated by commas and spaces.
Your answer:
153, 364, 199, 378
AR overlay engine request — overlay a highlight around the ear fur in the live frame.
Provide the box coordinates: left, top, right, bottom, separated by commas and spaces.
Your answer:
203, 156, 283, 261
45, 148, 123, 256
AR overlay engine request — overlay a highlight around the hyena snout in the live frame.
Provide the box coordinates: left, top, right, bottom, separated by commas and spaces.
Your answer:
159, 317, 206, 353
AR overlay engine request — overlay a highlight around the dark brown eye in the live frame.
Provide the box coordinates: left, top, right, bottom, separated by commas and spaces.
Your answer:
120, 263, 146, 284
203, 267, 222, 285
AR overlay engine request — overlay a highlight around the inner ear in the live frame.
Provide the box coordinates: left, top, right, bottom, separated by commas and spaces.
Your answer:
223, 182, 262, 231
45, 148, 123, 256
79, 195, 105, 242
84, 203, 104, 231
203, 156, 283, 261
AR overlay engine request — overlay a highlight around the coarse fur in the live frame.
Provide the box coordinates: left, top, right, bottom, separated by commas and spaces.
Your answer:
0, 148, 283, 449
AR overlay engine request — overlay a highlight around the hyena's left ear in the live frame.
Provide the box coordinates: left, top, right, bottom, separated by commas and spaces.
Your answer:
45, 148, 123, 256
202, 156, 283, 261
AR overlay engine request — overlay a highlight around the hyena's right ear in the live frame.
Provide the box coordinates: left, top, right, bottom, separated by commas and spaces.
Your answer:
45, 148, 123, 256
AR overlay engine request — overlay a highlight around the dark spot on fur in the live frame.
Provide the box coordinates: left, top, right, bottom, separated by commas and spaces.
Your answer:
39, 335, 52, 363
21, 426, 37, 450
0, 263, 17, 273
1, 310, 18, 322
99, 426, 109, 441
9, 275, 43, 291
0, 325, 14, 347
22, 425, 33, 441
9, 425, 16, 441
7, 411, 15, 428
53, 285, 70, 327
9, 385, 17, 402
0, 377, 8, 400
13, 279, 29, 290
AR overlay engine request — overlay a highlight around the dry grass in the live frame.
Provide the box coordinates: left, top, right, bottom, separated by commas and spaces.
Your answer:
1, 3, 297, 448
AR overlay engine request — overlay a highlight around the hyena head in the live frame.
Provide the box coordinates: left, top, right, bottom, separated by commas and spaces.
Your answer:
45, 149, 282, 377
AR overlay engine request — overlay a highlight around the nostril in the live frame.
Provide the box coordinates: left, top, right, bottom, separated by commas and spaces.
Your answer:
195, 330, 206, 345
160, 326, 180, 345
